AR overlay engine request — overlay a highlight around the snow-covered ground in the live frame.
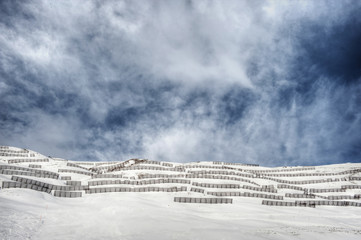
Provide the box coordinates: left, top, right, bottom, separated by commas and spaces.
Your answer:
1, 146, 361, 240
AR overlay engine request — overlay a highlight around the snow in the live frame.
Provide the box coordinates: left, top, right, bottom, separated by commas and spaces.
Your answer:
1, 146, 361, 240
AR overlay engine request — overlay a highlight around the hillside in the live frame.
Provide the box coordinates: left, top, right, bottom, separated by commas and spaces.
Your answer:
1, 146, 361, 240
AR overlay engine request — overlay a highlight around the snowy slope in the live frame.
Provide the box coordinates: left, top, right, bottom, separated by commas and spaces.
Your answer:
1, 146, 361, 240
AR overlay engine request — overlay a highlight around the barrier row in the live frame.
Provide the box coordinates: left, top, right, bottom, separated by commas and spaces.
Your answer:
90, 160, 150, 173
338, 169, 361, 175
122, 166, 185, 172
260, 169, 361, 177
85, 186, 187, 194
162, 163, 174, 167
185, 174, 259, 186
66, 181, 82, 186
88, 178, 191, 186
60, 176, 71, 180
260, 172, 342, 177
28, 164, 42, 168
92, 174, 123, 178
0, 164, 58, 177
94, 161, 122, 166
58, 169, 93, 176
140, 160, 161, 165
0, 146, 9, 149
0, 149, 29, 153
224, 162, 259, 167
51, 158, 67, 162
263, 177, 342, 185
207, 191, 283, 200
341, 185, 361, 189
309, 188, 346, 193
285, 193, 315, 199
295, 200, 361, 207
242, 185, 277, 193
2, 181, 52, 193
11, 176, 88, 191
67, 162, 91, 171
263, 200, 361, 207
183, 165, 226, 169
327, 195, 356, 200
137, 173, 258, 184
211, 161, 259, 167
1, 153, 29, 157
277, 184, 305, 191
7, 158, 48, 164
262, 200, 313, 207
106, 159, 152, 172
91, 162, 128, 172
174, 197, 233, 204
190, 187, 205, 193
0, 169, 58, 179
247, 167, 316, 173
350, 177, 361, 181
137, 174, 186, 179
187, 170, 254, 178
53, 191, 82, 198
192, 182, 240, 189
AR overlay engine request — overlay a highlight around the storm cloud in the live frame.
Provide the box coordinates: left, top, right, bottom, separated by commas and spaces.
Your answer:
1, 0, 360, 166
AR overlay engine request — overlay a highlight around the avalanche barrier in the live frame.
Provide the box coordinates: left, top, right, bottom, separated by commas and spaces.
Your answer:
174, 197, 233, 204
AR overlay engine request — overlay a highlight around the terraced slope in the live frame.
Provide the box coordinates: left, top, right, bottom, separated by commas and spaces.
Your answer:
1, 146, 361, 240
1, 146, 361, 207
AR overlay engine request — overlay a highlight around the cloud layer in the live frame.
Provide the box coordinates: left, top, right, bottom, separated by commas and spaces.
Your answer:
1, 0, 360, 166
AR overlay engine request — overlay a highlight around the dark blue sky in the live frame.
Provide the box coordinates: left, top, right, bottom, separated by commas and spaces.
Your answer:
1, 0, 360, 166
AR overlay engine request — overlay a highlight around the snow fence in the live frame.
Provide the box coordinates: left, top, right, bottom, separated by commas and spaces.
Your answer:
28, 164, 42, 168
53, 190, 82, 198
190, 187, 205, 193
192, 182, 240, 188
66, 162, 90, 171
185, 174, 259, 185
0, 165, 58, 178
262, 200, 361, 207
7, 158, 49, 164
174, 197, 233, 204
242, 185, 277, 193
207, 191, 283, 200
285, 193, 316, 198
9, 176, 88, 191
88, 179, 190, 186
85, 186, 187, 194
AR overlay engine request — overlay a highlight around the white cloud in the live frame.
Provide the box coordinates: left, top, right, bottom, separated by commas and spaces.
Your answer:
1, 0, 360, 166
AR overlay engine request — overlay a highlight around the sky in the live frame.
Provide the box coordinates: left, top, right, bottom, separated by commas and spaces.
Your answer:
1, 0, 360, 166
